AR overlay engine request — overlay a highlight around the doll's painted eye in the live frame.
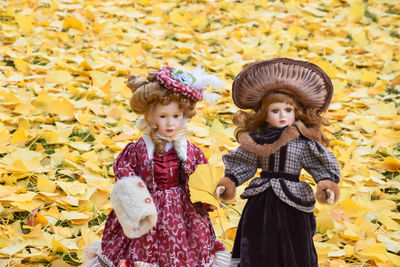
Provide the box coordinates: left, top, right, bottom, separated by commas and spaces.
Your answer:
285, 108, 293, 112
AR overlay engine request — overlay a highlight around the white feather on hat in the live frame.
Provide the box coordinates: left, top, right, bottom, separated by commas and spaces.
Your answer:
190, 65, 226, 90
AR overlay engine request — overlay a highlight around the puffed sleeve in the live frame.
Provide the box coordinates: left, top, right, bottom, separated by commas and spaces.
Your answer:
301, 139, 340, 184
181, 141, 209, 175
222, 146, 258, 186
113, 142, 138, 181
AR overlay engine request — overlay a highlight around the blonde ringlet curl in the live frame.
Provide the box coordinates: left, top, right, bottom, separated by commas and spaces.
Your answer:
234, 92, 329, 146
126, 71, 197, 154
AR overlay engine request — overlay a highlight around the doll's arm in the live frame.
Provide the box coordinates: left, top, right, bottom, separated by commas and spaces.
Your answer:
222, 147, 258, 185
111, 142, 157, 238
217, 147, 258, 200
301, 140, 341, 204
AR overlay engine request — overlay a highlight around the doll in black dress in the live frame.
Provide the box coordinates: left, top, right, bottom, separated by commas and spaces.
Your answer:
216, 58, 341, 267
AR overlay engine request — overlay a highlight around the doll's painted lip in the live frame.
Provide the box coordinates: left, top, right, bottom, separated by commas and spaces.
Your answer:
166, 129, 174, 133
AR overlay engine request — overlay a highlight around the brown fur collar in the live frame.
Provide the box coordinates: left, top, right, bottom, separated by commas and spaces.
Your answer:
294, 121, 324, 144
238, 121, 323, 157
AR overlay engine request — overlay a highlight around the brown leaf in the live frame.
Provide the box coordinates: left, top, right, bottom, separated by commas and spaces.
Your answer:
26, 206, 41, 227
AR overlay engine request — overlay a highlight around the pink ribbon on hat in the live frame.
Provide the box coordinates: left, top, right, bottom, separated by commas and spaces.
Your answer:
155, 66, 203, 101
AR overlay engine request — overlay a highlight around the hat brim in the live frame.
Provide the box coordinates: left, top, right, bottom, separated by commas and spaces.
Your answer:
232, 58, 333, 111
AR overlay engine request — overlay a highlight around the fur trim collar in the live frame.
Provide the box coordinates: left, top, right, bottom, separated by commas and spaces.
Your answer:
293, 121, 324, 143
174, 137, 188, 162
142, 134, 155, 160
238, 121, 322, 157
142, 134, 187, 161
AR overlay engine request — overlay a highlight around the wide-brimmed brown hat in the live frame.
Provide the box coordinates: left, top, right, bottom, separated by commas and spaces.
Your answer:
232, 58, 333, 111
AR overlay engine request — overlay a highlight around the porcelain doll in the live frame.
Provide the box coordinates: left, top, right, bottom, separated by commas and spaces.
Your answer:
216, 58, 341, 267
83, 66, 230, 267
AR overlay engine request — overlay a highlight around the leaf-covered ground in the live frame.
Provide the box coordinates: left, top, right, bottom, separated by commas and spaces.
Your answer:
0, 0, 399, 266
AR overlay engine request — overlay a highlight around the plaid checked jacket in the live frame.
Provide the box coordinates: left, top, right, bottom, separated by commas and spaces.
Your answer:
223, 122, 340, 213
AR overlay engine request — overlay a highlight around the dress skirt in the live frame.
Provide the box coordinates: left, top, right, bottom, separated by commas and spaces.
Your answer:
231, 187, 318, 267
101, 186, 217, 266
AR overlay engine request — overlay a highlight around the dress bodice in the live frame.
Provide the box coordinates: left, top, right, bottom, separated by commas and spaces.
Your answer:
153, 148, 180, 190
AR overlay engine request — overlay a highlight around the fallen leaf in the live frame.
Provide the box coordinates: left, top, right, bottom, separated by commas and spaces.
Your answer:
45, 70, 73, 84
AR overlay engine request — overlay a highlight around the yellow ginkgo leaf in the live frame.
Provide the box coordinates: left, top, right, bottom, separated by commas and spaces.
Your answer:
51, 238, 68, 253
9, 127, 27, 145
361, 70, 377, 84
47, 97, 75, 117
316, 209, 335, 233
3, 92, 22, 106
63, 16, 85, 31
341, 198, 368, 218
0, 128, 11, 145
14, 58, 30, 74
37, 177, 56, 193
22, 224, 42, 239
378, 156, 400, 172
357, 243, 388, 263
124, 44, 145, 61
45, 70, 73, 84
189, 164, 224, 208
0, 243, 27, 256
14, 14, 34, 34
388, 253, 400, 267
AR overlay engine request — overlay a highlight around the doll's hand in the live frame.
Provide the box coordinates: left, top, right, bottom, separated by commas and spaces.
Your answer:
214, 185, 226, 198
324, 189, 335, 204
171, 128, 193, 141
316, 180, 340, 204
216, 177, 236, 201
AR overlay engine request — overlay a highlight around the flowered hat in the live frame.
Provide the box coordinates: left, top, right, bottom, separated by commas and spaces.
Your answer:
155, 66, 225, 102
232, 58, 333, 111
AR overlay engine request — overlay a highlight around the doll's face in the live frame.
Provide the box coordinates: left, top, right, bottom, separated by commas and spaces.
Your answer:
266, 102, 295, 128
149, 102, 184, 138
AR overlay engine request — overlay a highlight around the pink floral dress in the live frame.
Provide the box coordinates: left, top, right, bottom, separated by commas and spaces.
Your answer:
99, 138, 224, 267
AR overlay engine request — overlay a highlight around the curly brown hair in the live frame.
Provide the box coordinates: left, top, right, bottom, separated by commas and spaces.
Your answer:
127, 71, 197, 153
233, 92, 329, 145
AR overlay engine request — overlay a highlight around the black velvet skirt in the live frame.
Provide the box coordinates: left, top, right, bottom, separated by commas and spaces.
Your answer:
231, 187, 318, 267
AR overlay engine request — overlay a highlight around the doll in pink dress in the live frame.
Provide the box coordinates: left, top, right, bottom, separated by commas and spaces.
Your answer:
83, 66, 230, 267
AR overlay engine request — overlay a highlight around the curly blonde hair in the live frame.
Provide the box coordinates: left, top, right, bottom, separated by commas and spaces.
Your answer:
127, 71, 197, 153
234, 92, 329, 145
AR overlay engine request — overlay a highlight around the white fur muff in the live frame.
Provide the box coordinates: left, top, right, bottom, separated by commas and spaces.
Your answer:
110, 176, 157, 238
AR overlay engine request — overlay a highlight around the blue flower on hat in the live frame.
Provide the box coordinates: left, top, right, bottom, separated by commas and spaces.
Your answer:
172, 68, 196, 86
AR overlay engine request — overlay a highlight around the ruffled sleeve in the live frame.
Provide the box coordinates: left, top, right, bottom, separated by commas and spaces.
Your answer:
182, 141, 208, 175
113, 142, 138, 181
301, 139, 340, 184
222, 146, 258, 186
